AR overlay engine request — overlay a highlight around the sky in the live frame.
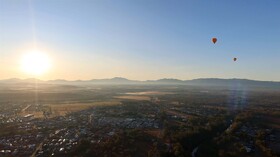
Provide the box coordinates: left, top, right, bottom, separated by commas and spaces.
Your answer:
0, 0, 280, 81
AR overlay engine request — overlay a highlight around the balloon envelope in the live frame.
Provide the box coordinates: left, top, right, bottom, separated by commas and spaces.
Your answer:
212, 38, 217, 44
233, 58, 237, 61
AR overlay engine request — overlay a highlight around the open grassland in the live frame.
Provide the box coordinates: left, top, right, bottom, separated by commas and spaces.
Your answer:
115, 95, 151, 101
115, 90, 174, 101
48, 101, 121, 117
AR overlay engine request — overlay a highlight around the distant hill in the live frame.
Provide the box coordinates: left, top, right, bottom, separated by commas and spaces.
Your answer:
147, 78, 184, 84
88, 77, 139, 84
184, 78, 280, 88
1, 77, 280, 88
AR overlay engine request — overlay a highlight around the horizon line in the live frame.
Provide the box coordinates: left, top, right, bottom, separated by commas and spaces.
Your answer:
1, 77, 280, 83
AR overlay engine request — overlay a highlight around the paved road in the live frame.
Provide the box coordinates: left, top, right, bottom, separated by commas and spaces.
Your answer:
22, 104, 31, 112
192, 146, 198, 157
30, 138, 46, 157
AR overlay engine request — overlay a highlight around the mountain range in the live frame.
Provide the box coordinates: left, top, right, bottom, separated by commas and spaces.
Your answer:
1, 77, 280, 88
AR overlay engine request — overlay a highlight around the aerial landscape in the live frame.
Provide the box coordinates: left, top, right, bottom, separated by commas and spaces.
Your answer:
0, 78, 279, 157
0, 0, 279, 157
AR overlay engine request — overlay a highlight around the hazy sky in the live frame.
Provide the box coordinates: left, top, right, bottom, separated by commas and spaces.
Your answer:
0, 0, 280, 81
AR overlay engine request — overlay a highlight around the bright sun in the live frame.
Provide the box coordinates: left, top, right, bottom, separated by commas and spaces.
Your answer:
21, 51, 51, 76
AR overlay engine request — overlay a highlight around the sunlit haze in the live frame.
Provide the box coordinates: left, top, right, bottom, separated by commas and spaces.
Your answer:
0, 0, 280, 81
0, 1, 280, 157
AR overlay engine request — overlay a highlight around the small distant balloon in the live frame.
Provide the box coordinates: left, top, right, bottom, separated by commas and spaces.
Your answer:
212, 38, 217, 44
233, 58, 237, 61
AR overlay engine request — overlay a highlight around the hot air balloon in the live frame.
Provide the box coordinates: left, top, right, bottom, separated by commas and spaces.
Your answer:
212, 38, 217, 44
233, 58, 237, 61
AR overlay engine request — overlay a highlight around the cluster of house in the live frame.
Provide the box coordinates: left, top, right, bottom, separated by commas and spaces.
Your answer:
36, 128, 80, 156
0, 133, 44, 157
0, 102, 165, 156
34, 104, 164, 156
0, 103, 34, 121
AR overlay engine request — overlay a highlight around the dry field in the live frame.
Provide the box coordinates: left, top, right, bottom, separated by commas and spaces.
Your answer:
20, 101, 121, 117
115, 91, 173, 101
48, 101, 121, 116
114, 95, 151, 101
125, 91, 173, 95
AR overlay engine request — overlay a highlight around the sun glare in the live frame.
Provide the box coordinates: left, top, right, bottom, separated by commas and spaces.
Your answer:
21, 51, 51, 76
